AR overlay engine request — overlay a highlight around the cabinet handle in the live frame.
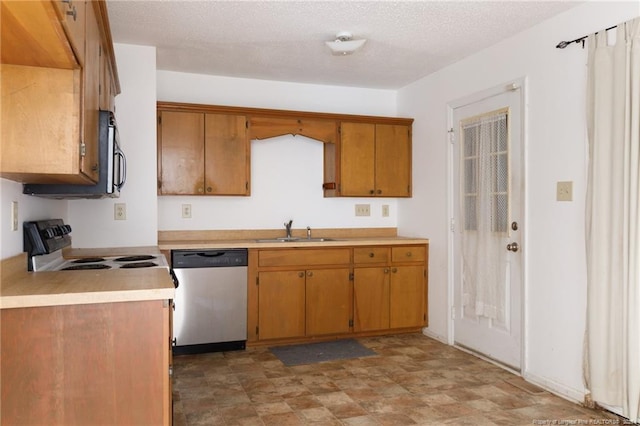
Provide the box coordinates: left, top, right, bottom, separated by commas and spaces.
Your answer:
307, 271, 313, 277
369, 189, 375, 194
369, 252, 375, 258
406, 252, 412, 257
384, 268, 390, 274
377, 189, 382, 195
198, 187, 204, 193
206, 186, 212, 192
66, 5, 77, 21
298, 272, 304, 278
391, 267, 398, 273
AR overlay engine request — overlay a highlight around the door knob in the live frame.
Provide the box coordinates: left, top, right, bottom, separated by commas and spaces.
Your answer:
506, 242, 519, 252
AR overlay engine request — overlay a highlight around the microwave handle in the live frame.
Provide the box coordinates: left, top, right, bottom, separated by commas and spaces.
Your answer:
115, 150, 126, 190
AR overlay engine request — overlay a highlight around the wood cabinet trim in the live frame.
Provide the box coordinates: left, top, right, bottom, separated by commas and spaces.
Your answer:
157, 101, 413, 128
94, 0, 121, 94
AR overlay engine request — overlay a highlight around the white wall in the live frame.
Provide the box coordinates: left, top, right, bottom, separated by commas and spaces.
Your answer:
0, 179, 67, 259
157, 71, 402, 232
397, 1, 639, 401
68, 44, 158, 248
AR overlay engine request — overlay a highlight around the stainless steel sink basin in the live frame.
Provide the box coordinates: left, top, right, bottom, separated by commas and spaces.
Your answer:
255, 237, 337, 243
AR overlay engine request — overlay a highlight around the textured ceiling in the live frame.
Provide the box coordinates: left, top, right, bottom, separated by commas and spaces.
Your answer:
107, 1, 580, 89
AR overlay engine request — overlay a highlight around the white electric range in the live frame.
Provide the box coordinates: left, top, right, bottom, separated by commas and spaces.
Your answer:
24, 219, 169, 272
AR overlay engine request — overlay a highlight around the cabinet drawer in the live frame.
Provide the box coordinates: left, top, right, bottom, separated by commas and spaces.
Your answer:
353, 247, 390, 264
259, 248, 350, 267
391, 246, 426, 263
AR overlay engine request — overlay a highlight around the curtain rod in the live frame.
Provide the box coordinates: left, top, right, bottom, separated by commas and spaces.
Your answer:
556, 25, 617, 49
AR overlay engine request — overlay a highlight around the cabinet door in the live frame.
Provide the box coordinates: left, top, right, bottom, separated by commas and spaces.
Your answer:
0, 0, 78, 69
99, 43, 116, 112
375, 124, 411, 197
305, 268, 351, 336
390, 265, 426, 328
56, 0, 86, 65
204, 114, 249, 195
340, 122, 375, 196
1, 301, 167, 425
353, 267, 390, 332
80, 1, 100, 182
158, 111, 205, 194
258, 271, 305, 340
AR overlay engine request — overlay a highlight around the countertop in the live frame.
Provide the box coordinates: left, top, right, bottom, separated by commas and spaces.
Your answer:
159, 236, 429, 250
0, 252, 175, 310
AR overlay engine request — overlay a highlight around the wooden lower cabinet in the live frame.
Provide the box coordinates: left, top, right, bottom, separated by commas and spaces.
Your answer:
258, 270, 305, 340
0, 300, 171, 425
353, 266, 390, 332
250, 244, 428, 345
257, 267, 351, 339
390, 265, 426, 328
305, 268, 351, 336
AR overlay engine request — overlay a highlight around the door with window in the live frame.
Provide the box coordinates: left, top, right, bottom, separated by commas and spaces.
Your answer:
451, 85, 523, 370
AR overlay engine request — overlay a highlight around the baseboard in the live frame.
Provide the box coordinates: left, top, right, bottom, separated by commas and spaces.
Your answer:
421, 327, 448, 344
523, 372, 585, 404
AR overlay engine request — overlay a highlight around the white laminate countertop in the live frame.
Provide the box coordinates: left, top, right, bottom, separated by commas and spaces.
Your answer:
0, 252, 175, 310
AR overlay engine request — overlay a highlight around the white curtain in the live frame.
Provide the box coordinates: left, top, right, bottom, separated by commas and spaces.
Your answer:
461, 111, 509, 323
585, 17, 640, 422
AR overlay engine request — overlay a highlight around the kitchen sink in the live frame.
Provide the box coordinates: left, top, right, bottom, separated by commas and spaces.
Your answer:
255, 237, 337, 243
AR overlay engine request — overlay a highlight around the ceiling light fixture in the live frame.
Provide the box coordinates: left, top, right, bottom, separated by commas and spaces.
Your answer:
325, 31, 366, 56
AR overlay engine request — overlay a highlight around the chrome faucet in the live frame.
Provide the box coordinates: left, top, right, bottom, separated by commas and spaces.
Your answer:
284, 220, 293, 239
306, 226, 312, 240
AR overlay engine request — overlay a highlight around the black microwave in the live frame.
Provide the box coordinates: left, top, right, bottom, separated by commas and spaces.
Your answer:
23, 110, 126, 199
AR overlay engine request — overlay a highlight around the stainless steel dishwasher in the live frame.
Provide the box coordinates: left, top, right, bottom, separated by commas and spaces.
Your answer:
171, 249, 247, 355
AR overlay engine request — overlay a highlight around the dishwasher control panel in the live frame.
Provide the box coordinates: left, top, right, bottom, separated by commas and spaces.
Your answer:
171, 249, 248, 268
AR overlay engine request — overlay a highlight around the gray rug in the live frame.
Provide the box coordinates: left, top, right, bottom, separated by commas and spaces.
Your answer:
270, 339, 377, 366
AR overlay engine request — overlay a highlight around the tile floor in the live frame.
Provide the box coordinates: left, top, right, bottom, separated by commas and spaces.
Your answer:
172, 333, 628, 425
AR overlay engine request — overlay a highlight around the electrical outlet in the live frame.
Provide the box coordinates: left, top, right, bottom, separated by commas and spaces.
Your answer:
382, 204, 390, 217
11, 201, 18, 231
114, 203, 126, 220
556, 181, 573, 202
182, 204, 192, 218
355, 204, 370, 217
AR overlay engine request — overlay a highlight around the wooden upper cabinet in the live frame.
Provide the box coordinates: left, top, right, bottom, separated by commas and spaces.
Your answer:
157, 109, 249, 195
0, 0, 119, 185
340, 122, 376, 196
157, 111, 205, 195
81, 1, 101, 181
205, 113, 249, 195
156, 102, 413, 198
339, 122, 412, 197
0, 0, 78, 69
375, 124, 412, 197
55, 0, 86, 66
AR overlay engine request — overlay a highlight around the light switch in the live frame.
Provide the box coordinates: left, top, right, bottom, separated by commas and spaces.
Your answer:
556, 181, 573, 202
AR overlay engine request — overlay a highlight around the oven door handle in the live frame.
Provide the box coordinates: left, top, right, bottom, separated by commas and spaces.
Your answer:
115, 149, 126, 190
170, 269, 179, 288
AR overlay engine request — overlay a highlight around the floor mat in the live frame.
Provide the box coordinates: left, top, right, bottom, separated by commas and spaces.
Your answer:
270, 339, 377, 366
